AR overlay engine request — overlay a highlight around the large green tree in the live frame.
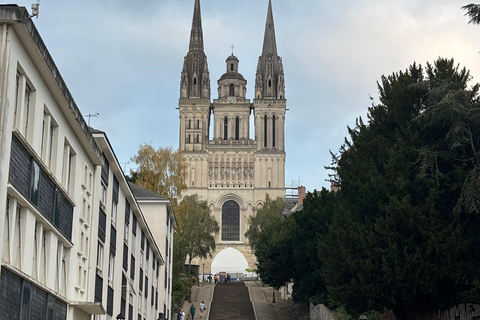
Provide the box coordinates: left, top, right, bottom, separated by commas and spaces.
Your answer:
322, 58, 480, 319
290, 189, 336, 304
174, 194, 219, 274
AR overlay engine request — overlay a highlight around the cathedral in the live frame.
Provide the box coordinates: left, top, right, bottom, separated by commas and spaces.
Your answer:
178, 0, 286, 275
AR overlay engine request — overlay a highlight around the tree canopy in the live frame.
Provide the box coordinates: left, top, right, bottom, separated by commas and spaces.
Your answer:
130, 143, 187, 203
174, 194, 219, 273
322, 58, 480, 319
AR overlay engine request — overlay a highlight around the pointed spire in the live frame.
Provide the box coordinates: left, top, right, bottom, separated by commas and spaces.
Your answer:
189, 0, 204, 52
261, 0, 278, 58
255, 0, 284, 100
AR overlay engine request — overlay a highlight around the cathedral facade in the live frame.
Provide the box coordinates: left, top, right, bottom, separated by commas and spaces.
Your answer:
178, 0, 286, 274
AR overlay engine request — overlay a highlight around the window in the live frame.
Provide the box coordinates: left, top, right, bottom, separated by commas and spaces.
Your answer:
229, 84, 234, 96
130, 255, 135, 280
268, 79, 272, 87
62, 141, 76, 194
41, 109, 58, 169
111, 201, 118, 226
196, 119, 200, 129
188, 119, 191, 129
264, 115, 268, 147
196, 134, 200, 143
97, 242, 104, 272
235, 117, 240, 140
100, 182, 107, 206
222, 200, 240, 241
224, 117, 228, 140
230, 63, 234, 71
108, 253, 115, 285
272, 115, 276, 148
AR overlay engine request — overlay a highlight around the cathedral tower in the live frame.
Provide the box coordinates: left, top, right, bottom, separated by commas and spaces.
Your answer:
179, 0, 286, 275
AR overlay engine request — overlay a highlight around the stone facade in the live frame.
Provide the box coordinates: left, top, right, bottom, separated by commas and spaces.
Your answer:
179, 0, 286, 274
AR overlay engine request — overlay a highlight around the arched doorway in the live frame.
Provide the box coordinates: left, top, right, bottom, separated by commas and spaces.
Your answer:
211, 247, 248, 278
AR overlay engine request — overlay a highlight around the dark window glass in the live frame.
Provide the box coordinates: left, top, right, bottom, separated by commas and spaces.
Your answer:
229, 84, 234, 96
264, 115, 268, 147
30, 161, 40, 205
224, 117, 228, 140
130, 255, 135, 280
272, 115, 276, 148
222, 200, 240, 241
20, 280, 32, 320
235, 117, 239, 140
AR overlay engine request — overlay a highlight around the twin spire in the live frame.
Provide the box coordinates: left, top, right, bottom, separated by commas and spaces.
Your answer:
183, 0, 284, 100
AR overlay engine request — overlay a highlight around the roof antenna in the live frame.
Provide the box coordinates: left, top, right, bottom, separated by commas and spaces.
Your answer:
230, 44, 235, 55
30, 1, 40, 19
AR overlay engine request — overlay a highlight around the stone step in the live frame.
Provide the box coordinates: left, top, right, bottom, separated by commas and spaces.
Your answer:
209, 282, 256, 320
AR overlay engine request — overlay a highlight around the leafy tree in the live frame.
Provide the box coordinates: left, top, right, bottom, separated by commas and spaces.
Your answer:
130, 143, 187, 203
323, 58, 480, 319
291, 188, 336, 304
174, 194, 219, 274
245, 194, 286, 250
462, 4, 480, 25
254, 215, 294, 289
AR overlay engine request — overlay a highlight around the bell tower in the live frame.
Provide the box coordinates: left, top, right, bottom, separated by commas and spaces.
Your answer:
179, 0, 211, 153
253, 0, 286, 190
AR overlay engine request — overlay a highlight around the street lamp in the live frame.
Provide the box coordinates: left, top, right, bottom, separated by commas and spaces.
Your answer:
116, 313, 125, 320
202, 263, 205, 282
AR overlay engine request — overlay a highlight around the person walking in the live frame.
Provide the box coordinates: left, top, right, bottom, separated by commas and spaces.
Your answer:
214, 274, 218, 284
190, 304, 196, 320
199, 301, 206, 318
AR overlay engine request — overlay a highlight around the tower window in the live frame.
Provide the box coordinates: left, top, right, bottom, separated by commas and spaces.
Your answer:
230, 64, 234, 71
268, 79, 272, 88
188, 119, 191, 129
196, 134, 200, 143
272, 115, 276, 148
197, 120, 200, 129
235, 117, 240, 140
193, 78, 197, 85
224, 117, 228, 140
264, 115, 267, 147
229, 84, 234, 96
222, 200, 240, 241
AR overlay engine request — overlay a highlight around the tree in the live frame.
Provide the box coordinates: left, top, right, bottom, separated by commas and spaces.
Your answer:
291, 188, 336, 304
174, 194, 219, 274
323, 58, 480, 319
462, 4, 480, 25
245, 194, 286, 251
130, 143, 187, 203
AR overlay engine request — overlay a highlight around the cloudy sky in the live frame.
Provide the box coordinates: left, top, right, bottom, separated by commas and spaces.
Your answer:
25, 0, 480, 192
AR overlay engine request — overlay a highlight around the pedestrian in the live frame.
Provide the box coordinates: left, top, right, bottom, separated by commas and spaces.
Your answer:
181, 309, 186, 320
199, 301, 206, 318
178, 310, 182, 320
208, 274, 212, 284
227, 273, 231, 282
214, 274, 218, 284
190, 304, 196, 320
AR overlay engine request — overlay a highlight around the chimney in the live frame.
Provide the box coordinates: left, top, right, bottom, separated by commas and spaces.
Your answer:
298, 186, 306, 206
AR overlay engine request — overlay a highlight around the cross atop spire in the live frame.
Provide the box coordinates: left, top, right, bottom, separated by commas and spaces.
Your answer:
189, 0, 204, 52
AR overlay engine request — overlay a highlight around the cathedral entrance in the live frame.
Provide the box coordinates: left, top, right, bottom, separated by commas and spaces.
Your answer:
211, 247, 248, 280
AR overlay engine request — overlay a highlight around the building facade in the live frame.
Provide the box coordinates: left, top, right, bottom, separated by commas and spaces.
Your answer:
178, 0, 286, 273
0, 5, 174, 320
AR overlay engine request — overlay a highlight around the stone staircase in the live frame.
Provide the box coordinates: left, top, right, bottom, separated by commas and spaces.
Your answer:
209, 282, 256, 320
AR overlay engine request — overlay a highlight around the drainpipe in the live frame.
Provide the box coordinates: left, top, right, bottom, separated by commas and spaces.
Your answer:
0, 22, 12, 277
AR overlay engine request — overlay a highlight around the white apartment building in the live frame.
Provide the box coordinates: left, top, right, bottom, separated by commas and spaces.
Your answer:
0, 5, 174, 320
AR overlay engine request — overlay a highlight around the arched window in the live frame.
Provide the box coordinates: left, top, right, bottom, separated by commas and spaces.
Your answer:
229, 84, 235, 96
222, 200, 240, 241
264, 115, 267, 147
272, 115, 276, 148
188, 119, 191, 129
224, 117, 228, 140
193, 78, 197, 85
268, 79, 272, 87
230, 64, 234, 71
235, 117, 240, 140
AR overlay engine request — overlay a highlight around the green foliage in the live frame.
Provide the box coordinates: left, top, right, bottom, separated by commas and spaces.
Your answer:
322, 57, 480, 319
462, 4, 480, 25
291, 189, 336, 304
175, 194, 219, 269
245, 194, 286, 250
